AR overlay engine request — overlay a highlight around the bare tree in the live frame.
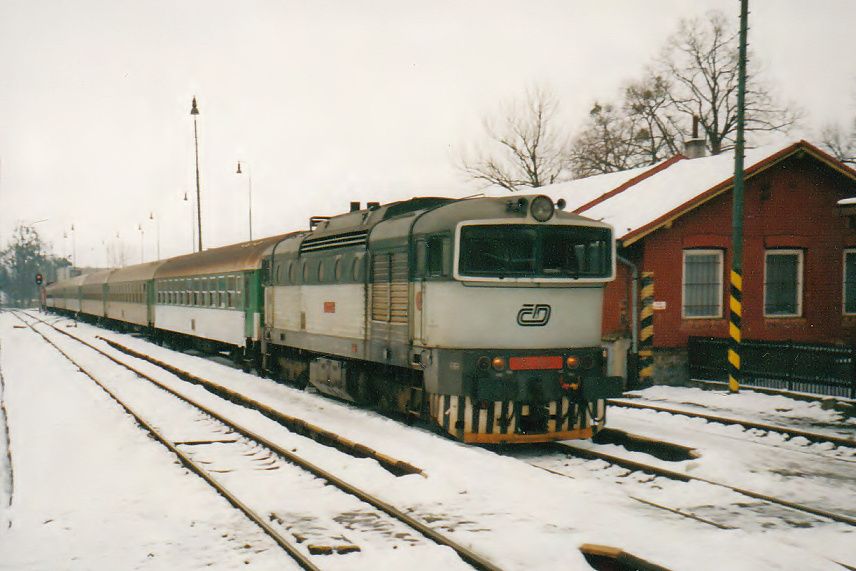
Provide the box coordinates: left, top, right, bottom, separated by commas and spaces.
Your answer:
821, 123, 856, 166
820, 85, 856, 166
661, 10, 800, 155
571, 74, 680, 177
106, 239, 132, 268
460, 86, 572, 191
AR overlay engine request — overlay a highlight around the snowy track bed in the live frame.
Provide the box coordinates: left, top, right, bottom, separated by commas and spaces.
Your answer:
16, 312, 490, 570
615, 386, 856, 441
7, 312, 856, 570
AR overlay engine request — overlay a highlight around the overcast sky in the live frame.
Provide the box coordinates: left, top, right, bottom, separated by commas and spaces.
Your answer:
2, 0, 855, 267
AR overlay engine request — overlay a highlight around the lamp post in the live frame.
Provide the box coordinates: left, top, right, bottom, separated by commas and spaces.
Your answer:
191, 96, 203, 252
137, 223, 145, 263
70, 223, 77, 268
149, 211, 161, 260
183, 191, 195, 253
236, 161, 253, 241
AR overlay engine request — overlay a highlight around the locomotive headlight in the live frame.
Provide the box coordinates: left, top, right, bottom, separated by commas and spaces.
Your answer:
566, 356, 580, 369
530, 195, 555, 222
491, 356, 506, 371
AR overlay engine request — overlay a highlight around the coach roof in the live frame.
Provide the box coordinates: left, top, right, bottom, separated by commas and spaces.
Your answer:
154, 234, 297, 279
108, 261, 164, 283
82, 268, 115, 286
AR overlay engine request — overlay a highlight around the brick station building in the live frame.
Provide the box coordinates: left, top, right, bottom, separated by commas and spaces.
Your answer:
541, 140, 856, 386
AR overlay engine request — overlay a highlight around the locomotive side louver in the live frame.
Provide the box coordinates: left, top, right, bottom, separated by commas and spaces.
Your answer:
299, 230, 368, 253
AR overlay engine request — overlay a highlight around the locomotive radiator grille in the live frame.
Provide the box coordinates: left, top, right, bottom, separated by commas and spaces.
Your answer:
371, 252, 408, 324
428, 394, 600, 444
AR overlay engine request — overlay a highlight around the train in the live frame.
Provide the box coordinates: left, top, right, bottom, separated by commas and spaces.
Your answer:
44, 194, 625, 444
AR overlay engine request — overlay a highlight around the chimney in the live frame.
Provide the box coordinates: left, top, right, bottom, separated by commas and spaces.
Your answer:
683, 115, 707, 159
349, 201, 361, 212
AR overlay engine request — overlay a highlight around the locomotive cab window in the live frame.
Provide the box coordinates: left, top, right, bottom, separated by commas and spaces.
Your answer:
458, 224, 611, 279
426, 235, 448, 277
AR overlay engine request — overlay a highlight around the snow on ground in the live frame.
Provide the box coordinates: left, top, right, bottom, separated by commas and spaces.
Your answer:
621, 385, 856, 438
0, 314, 298, 571
2, 312, 854, 570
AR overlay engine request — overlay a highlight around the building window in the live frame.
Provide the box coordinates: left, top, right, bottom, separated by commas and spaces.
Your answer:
682, 250, 723, 318
843, 249, 856, 315
764, 249, 803, 317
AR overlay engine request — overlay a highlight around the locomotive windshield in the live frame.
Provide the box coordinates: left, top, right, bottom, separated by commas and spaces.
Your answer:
458, 224, 612, 279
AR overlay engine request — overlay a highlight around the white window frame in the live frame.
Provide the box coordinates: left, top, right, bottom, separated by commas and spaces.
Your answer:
763, 249, 803, 318
842, 249, 856, 316
681, 249, 724, 319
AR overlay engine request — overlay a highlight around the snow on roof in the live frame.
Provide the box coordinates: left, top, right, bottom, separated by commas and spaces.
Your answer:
535, 163, 660, 210
474, 163, 656, 205
573, 141, 805, 242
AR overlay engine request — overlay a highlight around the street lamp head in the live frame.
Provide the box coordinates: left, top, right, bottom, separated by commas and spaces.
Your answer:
149, 211, 154, 220
191, 96, 199, 116
236, 161, 242, 174
183, 191, 188, 201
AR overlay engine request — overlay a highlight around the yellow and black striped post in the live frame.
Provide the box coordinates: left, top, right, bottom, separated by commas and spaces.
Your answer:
728, 270, 742, 393
638, 272, 654, 386
728, 0, 749, 394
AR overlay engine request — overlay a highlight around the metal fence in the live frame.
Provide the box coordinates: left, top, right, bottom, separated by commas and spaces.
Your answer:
688, 336, 856, 399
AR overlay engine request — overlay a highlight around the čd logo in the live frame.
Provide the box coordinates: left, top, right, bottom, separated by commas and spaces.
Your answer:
517, 303, 551, 326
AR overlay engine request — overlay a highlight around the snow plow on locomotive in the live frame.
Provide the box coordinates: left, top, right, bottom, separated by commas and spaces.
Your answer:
44, 194, 625, 444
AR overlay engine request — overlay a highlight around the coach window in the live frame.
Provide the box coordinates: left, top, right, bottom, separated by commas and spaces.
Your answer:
764, 249, 803, 317
318, 259, 325, 283
286, 261, 294, 284
682, 250, 723, 318
302, 260, 310, 283
275, 263, 282, 284
232, 274, 239, 309
844, 249, 856, 315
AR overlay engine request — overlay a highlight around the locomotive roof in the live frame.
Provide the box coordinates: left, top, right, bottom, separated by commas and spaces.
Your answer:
154, 233, 298, 279
293, 195, 610, 251
108, 261, 164, 283
410, 195, 612, 235
307, 197, 455, 237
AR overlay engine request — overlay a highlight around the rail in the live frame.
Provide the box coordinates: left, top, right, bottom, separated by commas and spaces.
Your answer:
16, 312, 502, 571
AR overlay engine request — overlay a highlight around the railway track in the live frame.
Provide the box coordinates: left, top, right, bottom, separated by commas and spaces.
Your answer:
15, 312, 500, 571
608, 398, 856, 449
551, 439, 856, 528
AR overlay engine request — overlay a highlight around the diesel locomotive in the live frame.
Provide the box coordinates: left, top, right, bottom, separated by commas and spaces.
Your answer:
45, 194, 625, 444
